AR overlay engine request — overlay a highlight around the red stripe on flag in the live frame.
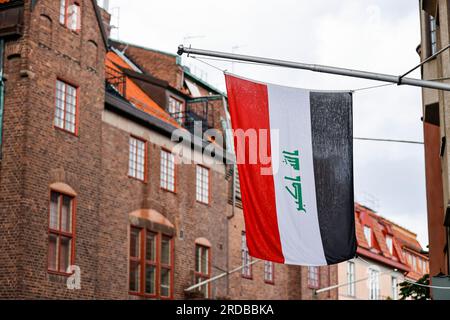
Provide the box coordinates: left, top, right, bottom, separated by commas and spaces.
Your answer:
225, 74, 284, 263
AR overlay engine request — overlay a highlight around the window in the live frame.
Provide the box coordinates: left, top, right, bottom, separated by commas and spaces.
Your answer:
129, 137, 146, 181
364, 226, 372, 247
129, 227, 173, 299
48, 191, 74, 274
195, 245, 210, 298
421, 259, 427, 272
429, 15, 437, 56
241, 232, 252, 278
347, 261, 355, 296
168, 97, 184, 124
55, 80, 77, 134
308, 266, 320, 289
412, 255, 417, 271
161, 150, 175, 192
391, 277, 398, 300
196, 165, 209, 204
60, 0, 81, 32
264, 261, 274, 284
369, 268, 380, 300
386, 235, 393, 255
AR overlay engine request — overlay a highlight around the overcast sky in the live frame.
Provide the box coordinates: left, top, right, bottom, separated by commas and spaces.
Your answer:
107, 0, 428, 247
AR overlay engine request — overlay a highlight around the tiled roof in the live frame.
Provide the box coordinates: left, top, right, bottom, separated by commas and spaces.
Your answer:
354, 203, 428, 278
105, 51, 181, 128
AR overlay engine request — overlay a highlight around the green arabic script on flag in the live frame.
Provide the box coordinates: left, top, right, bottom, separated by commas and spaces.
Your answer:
282, 150, 306, 213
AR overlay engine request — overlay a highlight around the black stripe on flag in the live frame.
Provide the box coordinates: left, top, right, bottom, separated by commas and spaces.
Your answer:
309, 92, 357, 265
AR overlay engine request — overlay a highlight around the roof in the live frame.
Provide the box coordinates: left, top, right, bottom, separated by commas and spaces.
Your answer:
110, 39, 180, 60
183, 67, 226, 97
104, 46, 234, 164
105, 92, 234, 164
355, 203, 429, 280
109, 40, 226, 97
106, 51, 181, 128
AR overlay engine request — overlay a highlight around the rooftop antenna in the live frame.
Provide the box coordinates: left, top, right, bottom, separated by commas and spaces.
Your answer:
120, 44, 128, 54
110, 6, 121, 40
183, 34, 206, 43
183, 35, 208, 81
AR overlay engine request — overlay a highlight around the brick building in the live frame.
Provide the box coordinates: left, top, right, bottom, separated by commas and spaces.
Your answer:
338, 204, 429, 300
0, 0, 338, 299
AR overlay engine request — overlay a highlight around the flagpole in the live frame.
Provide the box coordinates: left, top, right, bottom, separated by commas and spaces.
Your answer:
177, 45, 450, 92
184, 259, 261, 292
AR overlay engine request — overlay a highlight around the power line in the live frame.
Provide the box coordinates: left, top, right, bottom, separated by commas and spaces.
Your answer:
189, 56, 402, 94
354, 137, 424, 145
188, 56, 426, 147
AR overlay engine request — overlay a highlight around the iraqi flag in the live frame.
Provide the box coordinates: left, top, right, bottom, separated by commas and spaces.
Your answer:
225, 74, 356, 266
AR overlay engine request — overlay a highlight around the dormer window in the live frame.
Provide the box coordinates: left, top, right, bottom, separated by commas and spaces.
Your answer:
364, 226, 372, 247
168, 96, 184, 124
386, 235, 393, 255
60, 0, 81, 32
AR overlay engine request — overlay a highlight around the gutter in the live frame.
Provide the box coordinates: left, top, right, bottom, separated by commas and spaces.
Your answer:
356, 247, 410, 273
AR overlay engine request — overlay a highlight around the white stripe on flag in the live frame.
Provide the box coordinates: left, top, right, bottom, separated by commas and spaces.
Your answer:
267, 84, 327, 266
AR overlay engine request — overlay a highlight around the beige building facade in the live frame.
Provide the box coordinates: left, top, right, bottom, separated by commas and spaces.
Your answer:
338, 258, 404, 300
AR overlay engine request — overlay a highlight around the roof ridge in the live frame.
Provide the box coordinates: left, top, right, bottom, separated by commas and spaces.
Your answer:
356, 203, 418, 238
109, 39, 178, 58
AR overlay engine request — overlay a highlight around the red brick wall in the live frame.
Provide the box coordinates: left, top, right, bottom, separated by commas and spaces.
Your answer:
0, 0, 338, 300
0, 0, 107, 298
113, 42, 184, 90
227, 206, 338, 300
98, 118, 229, 299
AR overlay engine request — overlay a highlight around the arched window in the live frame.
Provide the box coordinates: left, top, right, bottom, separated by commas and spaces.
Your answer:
128, 209, 174, 299
39, 14, 52, 48
86, 40, 98, 70
195, 238, 211, 298
48, 183, 77, 275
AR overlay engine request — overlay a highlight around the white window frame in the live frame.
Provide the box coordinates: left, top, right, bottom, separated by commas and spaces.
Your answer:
168, 96, 184, 124
364, 226, 372, 247
196, 165, 209, 204
347, 261, 355, 296
369, 268, 380, 300
55, 79, 77, 134
429, 15, 437, 56
391, 276, 398, 300
129, 137, 146, 181
307, 266, 320, 289
264, 261, 274, 283
386, 235, 393, 255
241, 232, 252, 278
160, 150, 175, 192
